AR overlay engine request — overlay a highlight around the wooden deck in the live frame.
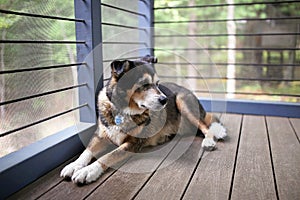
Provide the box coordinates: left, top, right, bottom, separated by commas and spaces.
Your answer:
8, 114, 300, 200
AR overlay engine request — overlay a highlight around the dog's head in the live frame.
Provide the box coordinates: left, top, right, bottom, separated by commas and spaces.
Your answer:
109, 56, 167, 114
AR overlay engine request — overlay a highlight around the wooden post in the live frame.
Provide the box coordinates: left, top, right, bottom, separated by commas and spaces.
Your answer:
74, 0, 103, 123
139, 0, 154, 57
226, 0, 236, 99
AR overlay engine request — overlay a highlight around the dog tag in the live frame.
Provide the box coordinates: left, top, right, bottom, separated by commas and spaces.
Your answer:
114, 114, 124, 126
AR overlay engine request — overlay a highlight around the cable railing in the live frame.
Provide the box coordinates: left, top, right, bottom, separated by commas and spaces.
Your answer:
0, 5, 85, 140
0, 83, 87, 107
154, 16, 300, 24
101, 0, 152, 80
101, 3, 147, 18
0, 103, 88, 138
0, 9, 85, 22
154, 0, 300, 101
101, 22, 147, 31
154, 0, 300, 10
0, 63, 86, 74
1, 0, 299, 139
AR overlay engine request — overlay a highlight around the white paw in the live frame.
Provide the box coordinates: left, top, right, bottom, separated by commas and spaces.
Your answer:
209, 122, 227, 140
71, 162, 103, 184
202, 137, 216, 151
60, 162, 84, 178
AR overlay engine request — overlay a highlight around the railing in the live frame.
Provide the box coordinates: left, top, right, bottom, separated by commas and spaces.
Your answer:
101, 0, 153, 82
0, 0, 153, 198
0, 1, 95, 198
0, 1, 86, 156
153, 0, 300, 102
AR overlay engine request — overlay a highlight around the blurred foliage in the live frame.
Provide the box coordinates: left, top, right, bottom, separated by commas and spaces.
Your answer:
154, 0, 300, 102
0, 0, 77, 157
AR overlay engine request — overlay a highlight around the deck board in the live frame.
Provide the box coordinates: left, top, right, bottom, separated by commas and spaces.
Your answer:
134, 136, 202, 200
7, 157, 76, 200
289, 118, 300, 141
182, 114, 242, 200
230, 115, 277, 200
266, 116, 300, 200
7, 114, 300, 200
39, 167, 117, 200
85, 138, 179, 200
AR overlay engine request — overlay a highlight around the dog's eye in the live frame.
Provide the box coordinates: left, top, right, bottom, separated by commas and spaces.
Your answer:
136, 84, 151, 92
142, 84, 151, 90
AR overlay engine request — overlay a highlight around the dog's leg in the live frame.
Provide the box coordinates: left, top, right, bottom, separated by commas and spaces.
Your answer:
71, 142, 135, 184
60, 134, 112, 179
204, 113, 227, 140
175, 94, 225, 150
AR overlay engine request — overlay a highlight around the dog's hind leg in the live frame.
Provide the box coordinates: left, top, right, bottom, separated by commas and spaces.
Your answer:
175, 94, 226, 150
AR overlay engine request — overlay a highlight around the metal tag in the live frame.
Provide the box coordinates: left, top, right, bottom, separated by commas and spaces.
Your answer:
114, 114, 124, 126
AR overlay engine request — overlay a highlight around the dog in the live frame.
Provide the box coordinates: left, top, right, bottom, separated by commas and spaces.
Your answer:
60, 55, 227, 184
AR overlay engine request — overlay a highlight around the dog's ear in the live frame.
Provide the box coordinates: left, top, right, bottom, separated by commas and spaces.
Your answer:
140, 55, 158, 63
111, 60, 133, 77
111, 60, 123, 76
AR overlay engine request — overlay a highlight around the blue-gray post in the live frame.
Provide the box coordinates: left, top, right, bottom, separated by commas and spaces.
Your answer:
75, 0, 103, 124
139, 0, 155, 57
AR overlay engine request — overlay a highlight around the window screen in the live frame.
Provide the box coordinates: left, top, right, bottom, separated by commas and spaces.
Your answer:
0, 0, 81, 157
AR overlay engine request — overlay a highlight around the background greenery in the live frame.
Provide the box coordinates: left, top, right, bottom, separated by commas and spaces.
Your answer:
0, 0, 77, 157
154, 0, 300, 102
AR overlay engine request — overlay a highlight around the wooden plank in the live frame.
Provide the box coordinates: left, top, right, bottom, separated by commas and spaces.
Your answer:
230, 115, 277, 200
85, 138, 179, 200
289, 118, 300, 141
266, 116, 300, 200
182, 114, 242, 200
38, 168, 116, 200
37, 144, 122, 200
38, 145, 124, 199
7, 157, 76, 200
134, 136, 202, 200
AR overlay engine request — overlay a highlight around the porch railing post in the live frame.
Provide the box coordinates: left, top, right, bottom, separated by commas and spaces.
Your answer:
139, 0, 155, 57
74, 0, 103, 124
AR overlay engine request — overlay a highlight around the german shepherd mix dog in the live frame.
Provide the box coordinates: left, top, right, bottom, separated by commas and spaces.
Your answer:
61, 55, 227, 184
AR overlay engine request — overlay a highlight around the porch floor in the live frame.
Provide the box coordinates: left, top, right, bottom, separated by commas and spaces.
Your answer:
8, 114, 300, 200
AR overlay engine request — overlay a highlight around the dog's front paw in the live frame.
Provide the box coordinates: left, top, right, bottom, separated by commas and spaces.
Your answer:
60, 162, 84, 179
202, 138, 216, 151
71, 162, 103, 184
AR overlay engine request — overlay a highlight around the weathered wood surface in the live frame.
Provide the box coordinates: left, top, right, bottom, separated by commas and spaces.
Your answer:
86, 138, 179, 200
8, 114, 300, 200
183, 114, 242, 200
7, 157, 76, 200
230, 115, 277, 200
289, 117, 300, 141
135, 136, 202, 200
266, 116, 300, 200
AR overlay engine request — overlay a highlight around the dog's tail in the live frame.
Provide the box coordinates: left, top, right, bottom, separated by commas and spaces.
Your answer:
204, 113, 227, 140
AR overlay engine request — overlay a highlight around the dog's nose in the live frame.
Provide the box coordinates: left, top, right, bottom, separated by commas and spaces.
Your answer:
159, 96, 168, 105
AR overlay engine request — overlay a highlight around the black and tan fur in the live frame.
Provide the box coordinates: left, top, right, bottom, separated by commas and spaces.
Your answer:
60, 55, 226, 184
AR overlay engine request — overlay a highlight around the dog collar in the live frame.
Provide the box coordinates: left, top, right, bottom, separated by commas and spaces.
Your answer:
114, 113, 151, 127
